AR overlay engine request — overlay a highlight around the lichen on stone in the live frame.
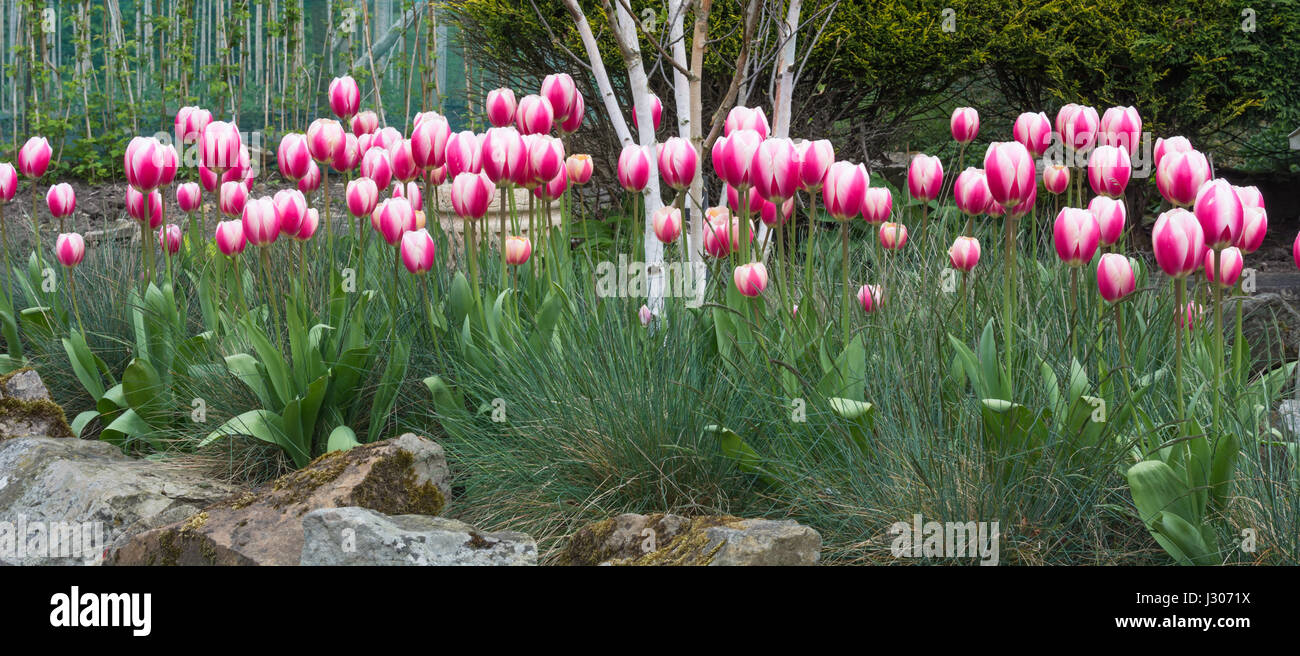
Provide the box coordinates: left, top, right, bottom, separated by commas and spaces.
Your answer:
0, 397, 75, 439
351, 449, 445, 516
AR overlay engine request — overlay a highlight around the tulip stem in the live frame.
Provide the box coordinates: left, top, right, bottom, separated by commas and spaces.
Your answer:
1213, 248, 1224, 432
1175, 277, 1187, 437
841, 220, 850, 348
260, 247, 282, 346
466, 218, 481, 307
30, 183, 45, 274
0, 204, 12, 307
804, 190, 819, 299
420, 274, 439, 347
1069, 265, 1079, 362
1004, 215, 1017, 391
1115, 302, 1131, 397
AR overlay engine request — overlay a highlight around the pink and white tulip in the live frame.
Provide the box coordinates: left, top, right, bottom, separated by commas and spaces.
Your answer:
158, 224, 182, 255
504, 235, 532, 265
724, 106, 769, 140
444, 131, 482, 177
750, 138, 799, 202
1042, 164, 1070, 195
328, 76, 361, 120
18, 137, 52, 179
515, 94, 554, 135
46, 183, 76, 218
822, 161, 867, 220
401, 228, 437, 273
983, 141, 1036, 208
617, 145, 652, 193
566, 154, 593, 185
411, 113, 451, 170
277, 133, 314, 180
950, 107, 979, 144
486, 88, 518, 128
1100, 106, 1142, 155
215, 220, 247, 256
1013, 112, 1053, 157
1087, 145, 1131, 198
953, 168, 992, 216
1237, 207, 1267, 253
1053, 207, 1100, 266
126, 188, 164, 227
1096, 253, 1136, 302
733, 262, 768, 297
1204, 246, 1244, 287
1156, 149, 1210, 207
200, 122, 242, 173
1152, 208, 1205, 277
861, 187, 893, 224
351, 111, 380, 137
652, 206, 682, 243
55, 233, 85, 267
796, 139, 834, 191
631, 94, 663, 132
450, 172, 496, 219
879, 222, 908, 250
241, 196, 281, 246
307, 118, 346, 164
1089, 195, 1127, 246
857, 284, 882, 313
949, 236, 981, 272
0, 163, 17, 201
360, 148, 394, 190
907, 154, 943, 202
658, 137, 699, 191
1193, 178, 1244, 249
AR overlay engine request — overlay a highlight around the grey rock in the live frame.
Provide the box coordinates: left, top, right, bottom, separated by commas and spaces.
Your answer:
0, 437, 241, 565
300, 507, 536, 566
0, 369, 51, 402
1226, 293, 1300, 373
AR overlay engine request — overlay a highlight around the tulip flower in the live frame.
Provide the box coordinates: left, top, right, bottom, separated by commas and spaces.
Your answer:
566, 154, 593, 185
822, 161, 867, 220
174, 106, 212, 143
949, 236, 981, 272
1097, 253, 1136, 302
717, 129, 762, 189
560, 92, 585, 134
126, 187, 164, 229
504, 235, 532, 265
726, 184, 764, 216
527, 135, 566, 187
298, 162, 322, 193
444, 131, 482, 177
1153, 136, 1193, 170
158, 223, 182, 255
1204, 246, 1243, 287
307, 118, 346, 163
55, 232, 85, 267
401, 228, 437, 274
631, 94, 663, 132
46, 183, 75, 219
1054, 207, 1100, 266
797, 139, 834, 192
125, 137, 172, 191
18, 137, 52, 179
450, 172, 496, 219
1237, 207, 1267, 254
652, 206, 682, 243
374, 197, 415, 246
328, 76, 361, 120
516, 94, 555, 135
953, 168, 992, 217
862, 187, 893, 225
639, 305, 655, 327
541, 73, 578, 125
0, 163, 16, 201
1088, 196, 1127, 247
759, 197, 794, 227
983, 142, 1035, 208
1194, 178, 1245, 250
617, 144, 652, 193
907, 154, 943, 202
1013, 112, 1053, 157
274, 189, 309, 236
1156, 149, 1210, 207
219, 180, 249, 218
1100, 106, 1142, 155
333, 134, 361, 174
1233, 185, 1264, 211
703, 214, 752, 258
351, 111, 380, 137
879, 222, 908, 250
215, 220, 247, 256
411, 113, 451, 170
293, 208, 320, 242
733, 261, 768, 297
1042, 164, 1070, 195
950, 107, 979, 144
724, 106, 770, 140
392, 181, 424, 212
1151, 208, 1204, 278
427, 165, 448, 187
373, 126, 403, 152
1058, 104, 1100, 156
486, 88, 518, 128
1294, 230, 1300, 270
1087, 145, 1131, 198
857, 284, 882, 313
200, 121, 242, 173
533, 169, 568, 202
359, 148, 394, 191
176, 182, 202, 214
241, 196, 281, 247
658, 137, 699, 192
750, 138, 798, 203
388, 139, 420, 183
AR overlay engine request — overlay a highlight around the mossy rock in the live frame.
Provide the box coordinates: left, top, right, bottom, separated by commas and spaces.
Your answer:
109, 433, 452, 566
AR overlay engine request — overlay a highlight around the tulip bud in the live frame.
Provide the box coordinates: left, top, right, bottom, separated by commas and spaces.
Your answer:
444, 131, 482, 177
949, 236, 981, 272
18, 137, 53, 179
1100, 106, 1142, 155
373, 197, 415, 246
1153, 136, 1193, 170
566, 154, 593, 185
560, 92, 585, 134
1087, 145, 1131, 198
1156, 149, 1210, 207
1053, 207, 1101, 266
1096, 253, 1136, 302
950, 107, 979, 144
857, 284, 882, 313
278, 133, 313, 180
724, 106, 770, 139
515, 94, 555, 135
158, 224, 182, 255
504, 235, 532, 265
639, 305, 655, 326
333, 133, 361, 173
953, 168, 991, 216
983, 142, 1035, 208
796, 139, 834, 191
1152, 208, 1205, 278
750, 138, 798, 202
879, 222, 908, 250
1058, 104, 1100, 154
0, 163, 17, 201
241, 197, 281, 247
632, 94, 664, 132
274, 189, 309, 236
411, 113, 451, 170
822, 162, 867, 220
1089, 195, 1127, 246
450, 172, 496, 219
219, 180, 249, 218
1237, 207, 1267, 254
1193, 178, 1244, 250
298, 161, 322, 193
733, 262, 768, 297
174, 106, 212, 144
1013, 112, 1053, 157
617, 144, 652, 193
126, 188, 164, 228
46, 183, 76, 218
307, 118, 346, 163
759, 197, 794, 227
1042, 164, 1070, 195
862, 187, 893, 224
200, 121, 242, 173
328, 76, 361, 120
401, 228, 437, 274
658, 137, 699, 191
55, 233, 85, 268
540, 73, 578, 125
176, 182, 202, 213
351, 111, 380, 137
215, 220, 247, 256
1204, 246, 1244, 288
361, 148, 394, 191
